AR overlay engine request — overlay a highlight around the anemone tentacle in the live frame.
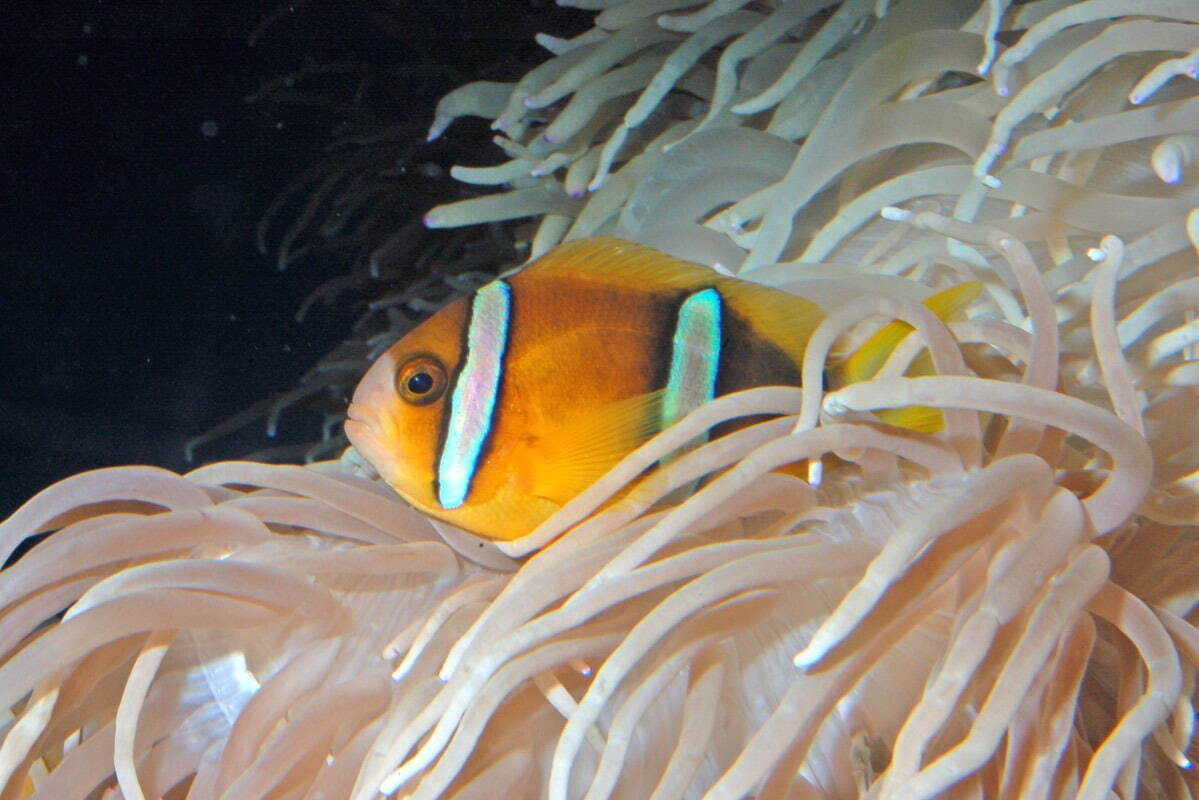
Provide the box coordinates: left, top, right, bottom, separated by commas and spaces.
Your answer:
5, 1, 1199, 798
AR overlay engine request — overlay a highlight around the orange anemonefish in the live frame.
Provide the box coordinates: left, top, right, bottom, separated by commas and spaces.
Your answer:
345, 237, 978, 542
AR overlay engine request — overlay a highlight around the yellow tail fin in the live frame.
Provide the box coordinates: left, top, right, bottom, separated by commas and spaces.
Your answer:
834, 282, 982, 432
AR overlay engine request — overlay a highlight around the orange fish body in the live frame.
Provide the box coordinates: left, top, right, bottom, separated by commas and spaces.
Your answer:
345, 237, 975, 541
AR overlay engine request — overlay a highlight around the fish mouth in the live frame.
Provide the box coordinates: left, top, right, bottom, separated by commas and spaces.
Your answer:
343, 402, 398, 485
344, 401, 371, 428
344, 353, 407, 488
344, 402, 380, 450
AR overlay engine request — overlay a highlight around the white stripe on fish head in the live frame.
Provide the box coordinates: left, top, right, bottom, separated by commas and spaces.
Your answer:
437, 280, 511, 509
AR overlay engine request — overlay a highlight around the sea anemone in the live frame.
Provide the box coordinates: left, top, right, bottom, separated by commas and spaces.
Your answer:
4, 1, 1199, 798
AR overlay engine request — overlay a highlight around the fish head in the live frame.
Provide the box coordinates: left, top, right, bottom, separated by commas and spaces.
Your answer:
344, 296, 469, 514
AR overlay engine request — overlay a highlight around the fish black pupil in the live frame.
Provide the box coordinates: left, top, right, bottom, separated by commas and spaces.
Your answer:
408, 372, 434, 394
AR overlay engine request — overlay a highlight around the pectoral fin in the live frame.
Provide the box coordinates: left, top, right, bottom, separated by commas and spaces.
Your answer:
528, 390, 665, 504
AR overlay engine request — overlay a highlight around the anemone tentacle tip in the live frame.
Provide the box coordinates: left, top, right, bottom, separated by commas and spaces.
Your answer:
792, 648, 820, 670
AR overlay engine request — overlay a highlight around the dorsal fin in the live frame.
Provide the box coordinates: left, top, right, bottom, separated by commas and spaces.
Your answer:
519, 237, 718, 290
522, 237, 825, 367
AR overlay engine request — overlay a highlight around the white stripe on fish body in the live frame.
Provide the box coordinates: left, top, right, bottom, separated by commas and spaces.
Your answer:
437, 280, 511, 509
663, 287, 722, 432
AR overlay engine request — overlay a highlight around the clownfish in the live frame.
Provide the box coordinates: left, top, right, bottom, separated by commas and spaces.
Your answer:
345, 237, 977, 542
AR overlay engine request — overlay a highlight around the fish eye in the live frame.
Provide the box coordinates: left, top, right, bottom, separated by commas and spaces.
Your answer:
396, 356, 447, 405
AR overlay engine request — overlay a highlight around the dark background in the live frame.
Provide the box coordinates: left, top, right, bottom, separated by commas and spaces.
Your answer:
1, 0, 588, 519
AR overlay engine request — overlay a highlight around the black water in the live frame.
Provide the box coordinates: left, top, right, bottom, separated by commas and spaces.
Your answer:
0, 0, 588, 522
